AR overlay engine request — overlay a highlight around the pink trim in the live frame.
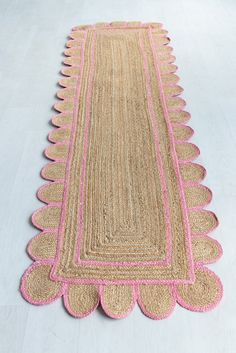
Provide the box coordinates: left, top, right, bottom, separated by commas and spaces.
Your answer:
161, 64, 178, 75
175, 265, 223, 312
32, 205, 60, 231
20, 260, 66, 305
137, 284, 176, 320
100, 285, 136, 319
179, 161, 207, 182
165, 84, 184, 96
190, 210, 219, 235
48, 127, 70, 144
41, 161, 65, 182
65, 40, 80, 48
61, 67, 80, 76
149, 28, 195, 281
75, 30, 97, 261
41, 24, 218, 284
37, 181, 63, 205
172, 123, 194, 142
53, 25, 174, 269
138, 31, 172, 265
165, 55, 177, 64
27, 231, 56, 261
51, 29, 88, 278
167, 97, 186, 111
69, 32, 86, 40
192, 235, 223, 265
61, 26, 175, 267
44, 141, 69, 162
162, 73, 180, 85
184, 182, 213, 209
63, 30, 169, 267
67, 25, 196, 269
20, 23, 222, 319
50, 23, 196, 280
175, 141, 200, 161
56, 89, 75, 100
51, 113, 72, 128
54, 103, 73, 114
63, 285, 99, 318
63, 58, 80, 66
64, 49, 81, 57
173, 110, 191, 123
59, 76, 77, 88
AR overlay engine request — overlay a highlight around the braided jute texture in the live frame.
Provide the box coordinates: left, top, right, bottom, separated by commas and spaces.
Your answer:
20, 22, 223, 320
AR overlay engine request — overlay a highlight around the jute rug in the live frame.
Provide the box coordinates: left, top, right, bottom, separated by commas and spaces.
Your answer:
20, 22, 223, 319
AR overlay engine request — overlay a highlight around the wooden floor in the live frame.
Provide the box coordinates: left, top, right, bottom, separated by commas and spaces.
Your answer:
0, 0, 235, 352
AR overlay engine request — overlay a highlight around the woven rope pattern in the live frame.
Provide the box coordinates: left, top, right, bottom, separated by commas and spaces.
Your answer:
54, 27, 192, 280
20, 22, 222, 319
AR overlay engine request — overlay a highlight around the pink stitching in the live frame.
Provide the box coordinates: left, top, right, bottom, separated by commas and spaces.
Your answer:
149, 27, 195, 282
41, 161, 65, 182
136, 284, 176, 320
75, 30, 97, 262
50, 25, 195, 281
53, 26, 174, 269
138, 31, 174, 265
51, 29, 88, 278
21, 22, 222, 319
27, 231, 57, 261
37, 181, 63, 205
63, 284, 100, 318
48, 127, 71, 144
20, 260, 67, 305
100, 285, 136, 319
32, 205, 60, 231
41, 25, 215, 283
171, 123, 194, 142
44, 141, 69, 162
190, 210, 219, 235
175, 264, 223, 312
191, 235, 223, 265
72, 27, 172, 266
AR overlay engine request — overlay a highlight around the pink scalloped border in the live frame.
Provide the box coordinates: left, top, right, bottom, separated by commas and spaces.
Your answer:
20, 21, 223, 319
50, 23, 196, 278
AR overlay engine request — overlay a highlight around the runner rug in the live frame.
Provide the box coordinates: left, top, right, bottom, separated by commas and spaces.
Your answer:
20, 22, 223, 319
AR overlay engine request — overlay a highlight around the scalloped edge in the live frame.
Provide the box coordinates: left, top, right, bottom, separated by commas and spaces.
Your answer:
20, 21, 222, 320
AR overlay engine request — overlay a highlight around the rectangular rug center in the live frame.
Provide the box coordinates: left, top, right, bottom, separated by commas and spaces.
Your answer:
54, 27, 193, 282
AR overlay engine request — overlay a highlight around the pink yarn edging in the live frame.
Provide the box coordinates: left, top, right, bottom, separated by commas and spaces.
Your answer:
21, 23, 222, 319
20, 260, 66, 305
148, 27, 195, 282
100, 285, 137, 319
175, 265, 223, 312
51, 28, 88, 280
137, 284, 176, 320
63, 285, 100, 318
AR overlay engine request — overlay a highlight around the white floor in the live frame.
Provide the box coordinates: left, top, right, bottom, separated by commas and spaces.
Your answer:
0, 0, 235, 352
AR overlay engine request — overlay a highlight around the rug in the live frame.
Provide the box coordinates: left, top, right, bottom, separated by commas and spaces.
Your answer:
20, 22, 223, 319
